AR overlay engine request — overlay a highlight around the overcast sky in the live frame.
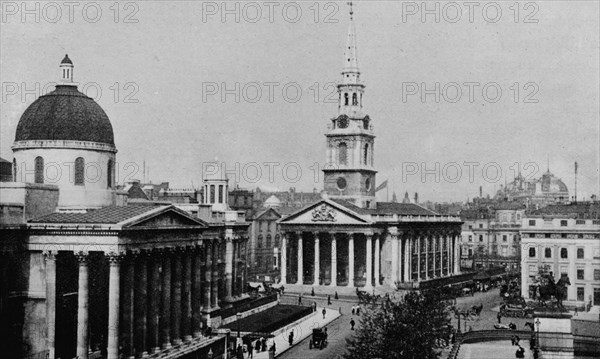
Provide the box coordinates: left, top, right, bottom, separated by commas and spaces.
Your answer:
1, 1, 598, 202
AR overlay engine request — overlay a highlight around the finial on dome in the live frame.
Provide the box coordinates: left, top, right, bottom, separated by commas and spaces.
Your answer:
347, 1, 354, 19
59, 54, 74, 85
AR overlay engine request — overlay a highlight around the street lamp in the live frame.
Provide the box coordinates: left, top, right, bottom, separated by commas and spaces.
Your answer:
535, 318, 541, 354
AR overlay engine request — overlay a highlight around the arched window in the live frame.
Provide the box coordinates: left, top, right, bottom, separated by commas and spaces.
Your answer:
363, 143, 369, 165
12, 159, 17, 181
34, 156, 44, 183
107, 159, 113, 188
344, 93, 349, 106
352, 93, 358, 105
266, 234, 272, 248
74, 157, 85, 185
338, 142, 347, 165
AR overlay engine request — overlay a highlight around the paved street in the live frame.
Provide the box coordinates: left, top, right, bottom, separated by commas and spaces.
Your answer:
278, 293, 358, 359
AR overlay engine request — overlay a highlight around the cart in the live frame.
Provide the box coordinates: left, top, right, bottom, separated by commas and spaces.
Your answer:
309, 328, 328, 350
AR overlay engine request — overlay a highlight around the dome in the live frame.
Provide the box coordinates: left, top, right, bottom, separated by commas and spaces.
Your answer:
264, 195, 282, 208
14, 85, 114, 145
541, 171, 568, 193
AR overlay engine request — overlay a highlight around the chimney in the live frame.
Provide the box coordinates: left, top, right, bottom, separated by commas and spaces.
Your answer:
479, 186, 483, 198
414, 192, 419, 203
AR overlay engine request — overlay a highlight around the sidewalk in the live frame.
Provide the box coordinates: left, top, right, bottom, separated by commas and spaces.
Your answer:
249, 306, 341, 358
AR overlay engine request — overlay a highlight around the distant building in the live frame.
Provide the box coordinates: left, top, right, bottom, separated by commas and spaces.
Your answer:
460, 201, 525, 272
497, 168, 569, 207
520, 202, 600, 307
0, 157, 12, 182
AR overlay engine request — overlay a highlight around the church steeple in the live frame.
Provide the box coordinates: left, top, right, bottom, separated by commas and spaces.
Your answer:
323, 2, 377, 209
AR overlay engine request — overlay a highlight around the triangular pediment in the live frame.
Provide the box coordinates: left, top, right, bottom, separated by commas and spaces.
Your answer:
121, 206, 208, 228
255, 208, 282, 221
279, 200, 370, 225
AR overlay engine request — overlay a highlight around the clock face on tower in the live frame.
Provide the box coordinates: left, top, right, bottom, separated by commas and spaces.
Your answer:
338, 117, 348, 128
337, 177, 347, 190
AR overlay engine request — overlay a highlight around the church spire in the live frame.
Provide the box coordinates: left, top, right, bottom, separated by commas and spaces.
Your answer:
342, 1, 359, 84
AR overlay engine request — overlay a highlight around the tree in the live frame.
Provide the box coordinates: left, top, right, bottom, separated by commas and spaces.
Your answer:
345, 289, 451, 359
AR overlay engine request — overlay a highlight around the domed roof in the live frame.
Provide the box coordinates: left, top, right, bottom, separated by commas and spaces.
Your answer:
264, 195, 282, 207
14, 85, 114, 145
541, 171, 568, 193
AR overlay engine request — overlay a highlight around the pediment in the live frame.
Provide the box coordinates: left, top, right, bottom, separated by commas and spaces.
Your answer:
279, 200, 369, 225
122, 206, 207, 228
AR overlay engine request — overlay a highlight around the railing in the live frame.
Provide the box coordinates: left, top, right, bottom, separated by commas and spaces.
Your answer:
220, 294, 278, 319
446, 329, 533, 359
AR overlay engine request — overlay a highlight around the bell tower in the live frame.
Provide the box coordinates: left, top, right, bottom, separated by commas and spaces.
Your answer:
323, 3, 377, 209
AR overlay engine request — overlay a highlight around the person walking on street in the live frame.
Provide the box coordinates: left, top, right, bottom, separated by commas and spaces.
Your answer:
356, 306, 360, 315
288, 330, 294, 346
497, 311, 502, 324
350, 318, 355, 330
322, 308, 327, 319
298, 294, 302, 305
327, 295, 332, 305
514, 335, 520, 346
510, 335, 515, 346
351, 305, 355, 315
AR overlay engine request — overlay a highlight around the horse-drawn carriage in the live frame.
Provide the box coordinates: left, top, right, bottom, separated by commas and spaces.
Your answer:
308, 328, 328, 350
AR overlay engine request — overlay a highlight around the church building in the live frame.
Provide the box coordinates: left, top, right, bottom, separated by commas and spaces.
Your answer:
278, 7, 463, 291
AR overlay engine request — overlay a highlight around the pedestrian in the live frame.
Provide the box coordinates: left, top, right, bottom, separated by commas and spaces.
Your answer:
510, 335, 515, 346
497, 312, 502, 324
255, 339, 261, 354
350, 318, 355, 330
574, 306, 578, 316
322, 308, 327, 319
236, 344, 244, 359
335, 291, 339, 300
327, 295, 332, 305
246, 338, 253, 359
351, 305, 355, 315
288, 330, 294, 346
261, 337, 267, 352
514, 335, 520, 345
356, 306, 360, 315
313, 301, 317, 312
311, 287, 315, 296
281, 285, 285, 294
298, 294, 302, 305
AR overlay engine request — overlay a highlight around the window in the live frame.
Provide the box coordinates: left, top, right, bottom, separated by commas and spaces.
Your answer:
266, 234, 272, 248
468, 225, 473, 230
577, 248, 584, 259
529, 220, 536, 226
218, 185, 224, 203
338, 142, 347, 165
545, 233, 551, 238
479, 235, 483, 242
545, 248, 552, 258
479, 224, 483, 229
210, 185, 215, 203
561, 233, 567, 239
12, 158, 16, 181
352, 93, 358, 105
344, 93, 349, 105
74, 157, 85, 185
502, 235, 507, 242
577, 287, 584, 301
468, 249, 473, 257
363, 143, 369, 165
468, 235, 472, 242
577, 269, 584, 280
594, 269, 600, 281
560, 248, 568, 259
34, 156, 44, 183
107, 159, 113, 188
560, 220, 568, 227
529, 247, 536, 258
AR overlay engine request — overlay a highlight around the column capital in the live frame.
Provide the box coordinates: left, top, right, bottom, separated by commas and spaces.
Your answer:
74, 251, 89, 263
106, 252, 125, 265
43, 250, 57, 260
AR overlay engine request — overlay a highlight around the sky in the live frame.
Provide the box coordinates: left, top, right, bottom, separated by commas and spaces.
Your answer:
1, 0, 599, 202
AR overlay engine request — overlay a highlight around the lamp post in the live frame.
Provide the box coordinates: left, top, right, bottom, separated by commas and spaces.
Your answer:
535, 317, 541, 355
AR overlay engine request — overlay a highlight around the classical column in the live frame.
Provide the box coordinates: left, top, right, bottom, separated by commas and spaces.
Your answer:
365, 235, 373, 289
192, 246, 203, 338
403, 238, 410, 282
374, 235, 380, 286
417, 237, 421, 281
211, 242, 219, 308
225, 238, 234, 299
313, 232, 320, 285
148, 252, 161, 353
107, 253, 121, 359
280, 233, 287, 285
160, 250, 171, 349
123, 253, 136, 358
453, 235, 460, 274
296, 232, 303, 285
44, 251, 57, 359
182, 249, 192, 342
330, 233, 337, 286
171, 249, 182, 345
204, 243, 212, 309
348, 233, 355, 287
134, 252, 148, 357
390, 233, 399, 285
75, 252, 89, 359
425, 236, 430, 280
